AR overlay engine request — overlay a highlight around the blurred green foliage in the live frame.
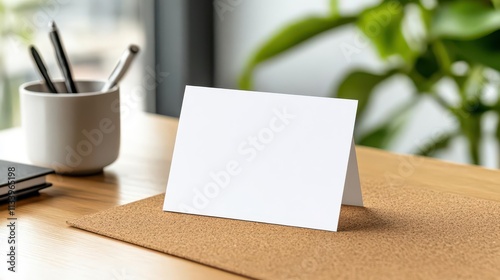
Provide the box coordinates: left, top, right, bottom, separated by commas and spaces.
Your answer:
0, 1, 37, 130
239, 0, 500, 166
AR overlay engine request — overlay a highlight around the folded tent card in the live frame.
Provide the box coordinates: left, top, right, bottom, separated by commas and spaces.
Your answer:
163, 86, 363, 232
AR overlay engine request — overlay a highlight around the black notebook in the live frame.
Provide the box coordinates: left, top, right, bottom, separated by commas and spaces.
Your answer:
0, 160, 55, 202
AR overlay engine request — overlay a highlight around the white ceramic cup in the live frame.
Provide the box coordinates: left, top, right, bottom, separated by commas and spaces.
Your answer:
20, 80, 120, 175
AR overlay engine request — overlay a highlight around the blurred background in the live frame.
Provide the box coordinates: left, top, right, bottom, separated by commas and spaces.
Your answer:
1, 0, 500, 168
0, 0, 152, 125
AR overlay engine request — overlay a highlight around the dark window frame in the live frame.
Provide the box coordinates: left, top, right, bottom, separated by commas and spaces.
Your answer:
154, 0, 214, 117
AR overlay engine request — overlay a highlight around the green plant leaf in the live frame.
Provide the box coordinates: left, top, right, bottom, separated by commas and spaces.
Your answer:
356, 98, 415, 149
432, 1, 500, 40
414, 46, 441, 80
330, 0, 339, 17
496, 113, 500, 153
493, 0, 500, 9
444, 30, 500, 72
460, 114, 482, 165
383, 0, 418, 4
238, 15, 356, 90
356, 1, 413, 63
415, 131, 457, 156
334, 70, 396, 119
357, 124, 396, 148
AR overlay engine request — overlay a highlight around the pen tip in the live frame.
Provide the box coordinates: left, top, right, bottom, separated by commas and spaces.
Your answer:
29, 45, 37, 53
129, 45, 140, 54
49, 20, 57, 30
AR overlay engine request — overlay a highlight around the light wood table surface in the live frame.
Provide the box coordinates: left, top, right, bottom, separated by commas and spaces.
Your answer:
1, 112, 499, 279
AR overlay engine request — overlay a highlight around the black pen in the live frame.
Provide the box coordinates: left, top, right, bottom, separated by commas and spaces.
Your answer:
29, 45, 58, 93
49, 21, 77, 93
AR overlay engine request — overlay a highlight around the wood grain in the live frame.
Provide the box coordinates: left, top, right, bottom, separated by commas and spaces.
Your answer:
0, 112, 499, 279
0, 113, 246, 280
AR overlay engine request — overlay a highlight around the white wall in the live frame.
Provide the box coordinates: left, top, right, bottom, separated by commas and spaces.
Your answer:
215, 0, 498, 168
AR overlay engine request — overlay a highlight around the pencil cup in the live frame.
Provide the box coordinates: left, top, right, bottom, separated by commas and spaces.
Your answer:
20, 80, 120, 175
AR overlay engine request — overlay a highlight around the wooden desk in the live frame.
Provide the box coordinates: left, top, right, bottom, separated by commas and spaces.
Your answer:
1, 113, 499, 279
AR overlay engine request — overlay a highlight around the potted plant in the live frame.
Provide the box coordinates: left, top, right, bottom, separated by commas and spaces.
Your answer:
239, 0, 500, 166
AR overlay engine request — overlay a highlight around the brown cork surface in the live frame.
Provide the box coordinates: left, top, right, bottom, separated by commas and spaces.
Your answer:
67, 179, 500, 279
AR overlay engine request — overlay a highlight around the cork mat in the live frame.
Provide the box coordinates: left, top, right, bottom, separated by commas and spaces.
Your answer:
67, 179, 500, 279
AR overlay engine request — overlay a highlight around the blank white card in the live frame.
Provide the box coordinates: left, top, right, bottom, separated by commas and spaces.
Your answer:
163, 86, 363, 232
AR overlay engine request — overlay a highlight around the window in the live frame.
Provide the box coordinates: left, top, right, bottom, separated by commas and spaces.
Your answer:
0, 0, 153, 130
